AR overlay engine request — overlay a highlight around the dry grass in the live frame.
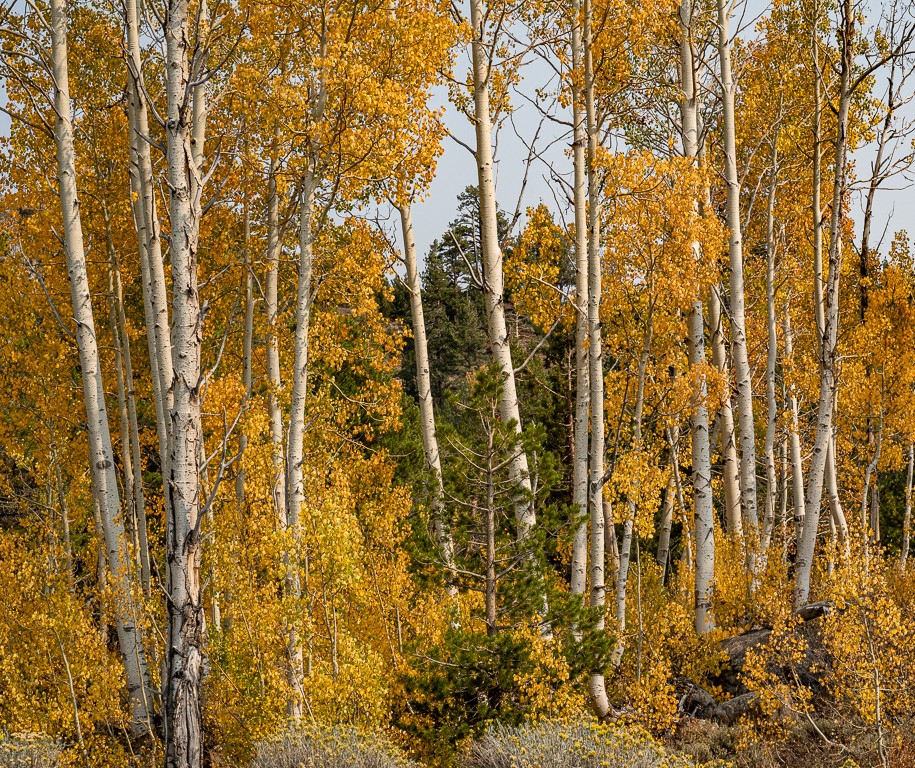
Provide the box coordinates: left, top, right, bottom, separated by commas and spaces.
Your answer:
0, 734, 60, 768
250, 726, 419, 768
465, 719, 730, 768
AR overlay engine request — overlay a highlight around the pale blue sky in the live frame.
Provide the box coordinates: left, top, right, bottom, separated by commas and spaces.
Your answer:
2, 0, 911, 263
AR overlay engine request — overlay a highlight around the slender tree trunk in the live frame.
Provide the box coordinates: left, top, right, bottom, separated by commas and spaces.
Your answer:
683, 0, 715, 633
761, 151, 779, 557
826, 435, 849, 549
125, 0, 173, 449
468, 0, 536, 539
399, 202, 458, 600
50, 430, 74, 583
612, 517, 633, 667
50, 0, 152, 733
708, 287, 742, 537
795, 0, 853, 609
808, 3, 849, 557
105, 222, 139, 554
783, 303, 806, 538
582, 0, 609, 713
717, 0, 758, 537
264, 153, 287, 527
656, 469, 675, 583
163, 0, 207, 759
236, 197, 254, 506
102, 206, 151, 592
901, 444, 913, 567
283, 174, 319, 723
569, 0, 590, 603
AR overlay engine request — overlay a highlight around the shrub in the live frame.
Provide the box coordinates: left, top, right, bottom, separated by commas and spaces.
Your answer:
465, 719, 729, 768
0, 734, 60, 768
250, 727, 418, 768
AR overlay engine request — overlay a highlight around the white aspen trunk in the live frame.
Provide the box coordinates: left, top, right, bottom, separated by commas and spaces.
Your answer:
761, 152, 779, 557
783, 303, 806, 538
583, 0, 609, 714
682, 0, 715, 634
50, 0, 152, 733
717, 0, 758, 536
794, 0, 853, 609
826, 435, 849, 548
105, 225, 151, 591
163, 0, 207, 759
779, 436, 789, 556
689, 299, 715, 634
399, 203, 458, 600
612, 517, 633, 667
235, 198, 254, 506
50, 431, 75, 582
283, 175, 318, 724
656, 470, 675, 582
569, 0, 590, 602
708, 287, 742, 537
264, 155, 287, 525
468, 0, 536, 538
668, 426, 694, 571
125, 0, 173, 428
126, 106, 167, 485
125, 0, 174, 609
105, 226, 139, 550
901, 443, 913, 567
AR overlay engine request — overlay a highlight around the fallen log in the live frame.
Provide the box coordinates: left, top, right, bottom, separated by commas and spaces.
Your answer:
683, 601, 837, 718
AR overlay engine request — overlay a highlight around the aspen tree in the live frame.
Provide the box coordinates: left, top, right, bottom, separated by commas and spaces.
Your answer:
468, 0, 538, 543
399, 201, 458, 600
717, 0, 758, 537
681, 0, 715, 634
708, 287, 742, 538
235, 194, 254, 506
570, 0, 590, 603
783, 301, 806, 537
794, 0, 854, 608
162, 0, 209, 758
583, 0, 609, 712
47, 0, 153, 733
761, 145, 779, 557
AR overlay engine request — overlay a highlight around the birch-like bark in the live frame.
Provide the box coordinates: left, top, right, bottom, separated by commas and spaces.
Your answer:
761, 152, 779, 557
235, 198, 254, 506
682, 0, 715, 633
264, 154, 287, 524
163, 0, 207, 759
50, 0, 152, 732
104, 221, 151, 591
125, 0, 173, 442
583, 0, 609, 713
708, 287, 742, 537
569, 0, 590, 602
783, 303, 806, 538
282, 175, 318, 723
794, 0, 853, 609
399, 202, 458, 600
717, 0, 758, 536
901, 444, 913, 567
468, 0, 536, 539
656, 470, 675, 583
